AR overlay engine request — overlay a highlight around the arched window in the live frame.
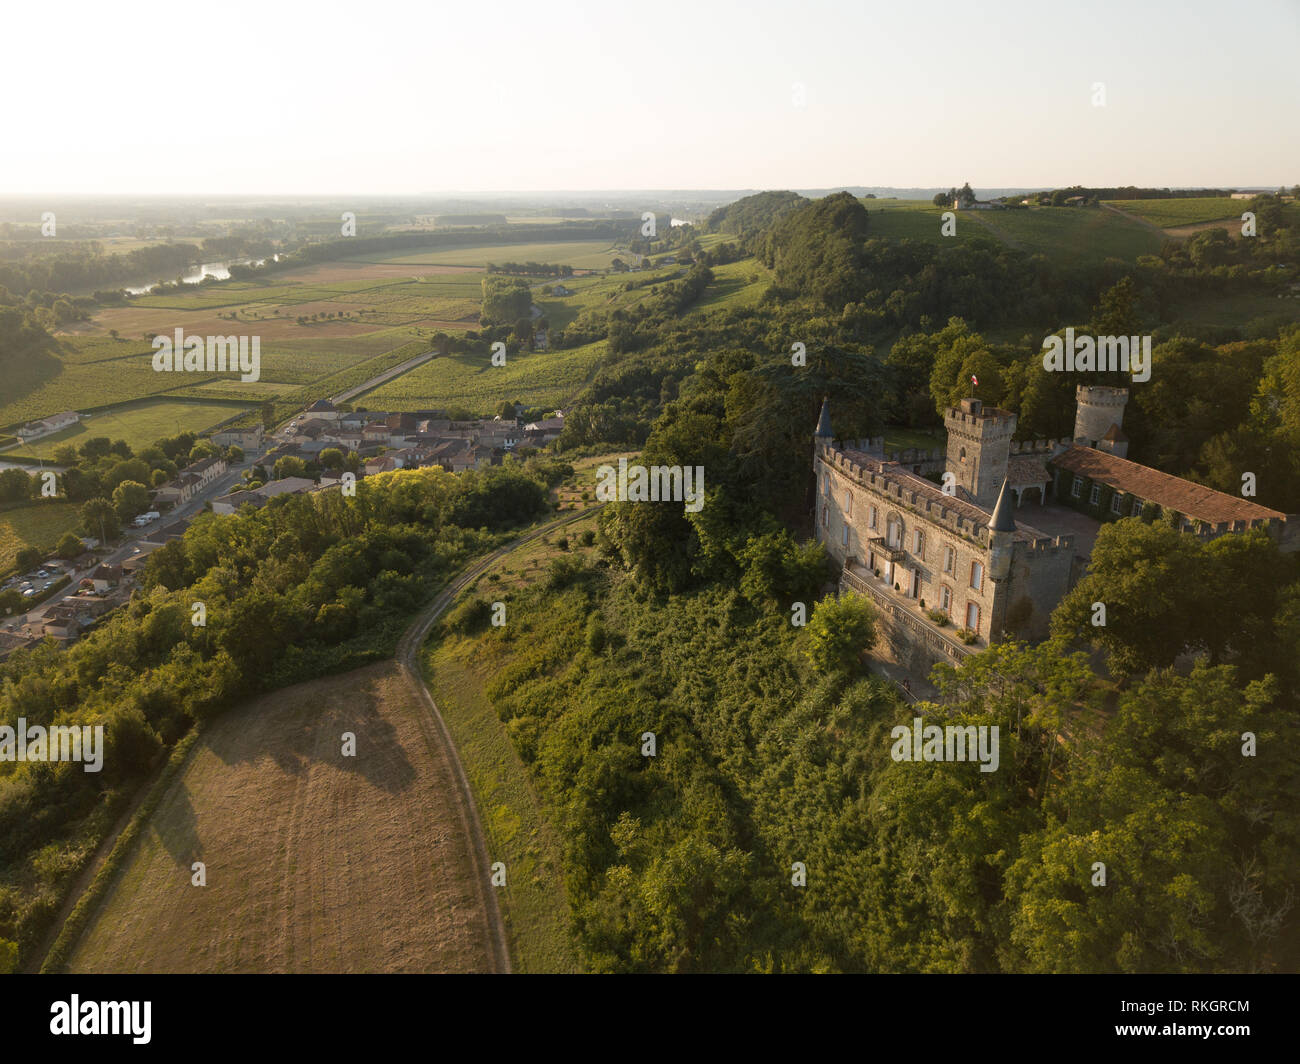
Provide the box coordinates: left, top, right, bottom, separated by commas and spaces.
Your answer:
959, 447, 967, 463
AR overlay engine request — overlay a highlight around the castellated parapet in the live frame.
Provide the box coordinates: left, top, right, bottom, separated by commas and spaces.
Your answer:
1074, 385, 1129, 447
817, 442, 1073, 553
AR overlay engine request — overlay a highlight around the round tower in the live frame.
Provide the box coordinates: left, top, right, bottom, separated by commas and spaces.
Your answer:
1074, 386, 1128, 448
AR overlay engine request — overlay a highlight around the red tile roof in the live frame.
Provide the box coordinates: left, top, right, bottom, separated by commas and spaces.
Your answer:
1007, 455, 1050, 485
1050, 445, 1285, 526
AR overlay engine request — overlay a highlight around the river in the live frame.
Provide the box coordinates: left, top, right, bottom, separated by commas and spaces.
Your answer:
123, 255, 279, 296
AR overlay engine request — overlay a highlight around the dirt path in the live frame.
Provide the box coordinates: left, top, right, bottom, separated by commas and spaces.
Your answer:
1099, 201, 1168, 237
394, 506, 602, 974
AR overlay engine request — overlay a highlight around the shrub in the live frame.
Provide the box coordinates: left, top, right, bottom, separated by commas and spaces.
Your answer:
955, 627, 978, 644
444, 595, 492, 635
925, 608, 950, 626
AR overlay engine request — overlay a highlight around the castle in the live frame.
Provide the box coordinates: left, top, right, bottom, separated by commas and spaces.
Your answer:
813, 386, 1289, 675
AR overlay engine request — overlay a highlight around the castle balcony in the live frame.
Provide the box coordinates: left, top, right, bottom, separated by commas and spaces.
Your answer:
841, 562, 981, 661
866, 535, 906, 563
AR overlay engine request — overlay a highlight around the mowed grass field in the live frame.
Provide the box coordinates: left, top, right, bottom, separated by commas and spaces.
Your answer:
3, 399, 249, 460
66, 661, 496, 974
964, 205, 1164, 264
1104, 197, 1246, 228
0, 500, 80, 573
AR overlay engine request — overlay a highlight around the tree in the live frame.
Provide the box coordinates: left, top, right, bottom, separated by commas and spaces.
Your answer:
15, 546, 42, 571
112, 480, 151, 521
0, 467, 32, 502
79, 496, 118, 542
55, 531, 84, 559
804, 593, 876, 675
318, 447, 346, 471
273, 456, 307, 480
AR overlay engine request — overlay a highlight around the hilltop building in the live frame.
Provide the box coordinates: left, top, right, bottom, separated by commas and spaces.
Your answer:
813, 386, 1288, 674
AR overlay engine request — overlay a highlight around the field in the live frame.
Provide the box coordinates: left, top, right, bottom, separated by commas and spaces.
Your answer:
0, 500, 80, 574
694, 259, 772, 310
962, 206, 1164, 265
361, 340, 608, 412
3, 237, 650, 428
860, 198, 990, 244
1103, 197, 1245, 228
2, 399, 249, 459
353, 241, 626, 271
65, 662, 496, 973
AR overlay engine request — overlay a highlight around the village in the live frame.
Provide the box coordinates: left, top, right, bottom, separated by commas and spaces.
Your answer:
0, 397, 565, 660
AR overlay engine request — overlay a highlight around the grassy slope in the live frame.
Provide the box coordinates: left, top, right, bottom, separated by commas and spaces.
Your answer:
0, 500, 80, 572
965, 206, 1163, 265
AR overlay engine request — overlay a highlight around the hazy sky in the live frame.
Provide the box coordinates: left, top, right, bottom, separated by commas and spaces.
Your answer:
4, 0, 1297, 194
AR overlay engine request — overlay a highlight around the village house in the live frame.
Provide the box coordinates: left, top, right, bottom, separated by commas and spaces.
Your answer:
88, 564, 123, 593
16, 410, 79, 441
302, 398, 341, 422
210, 424, 265, 451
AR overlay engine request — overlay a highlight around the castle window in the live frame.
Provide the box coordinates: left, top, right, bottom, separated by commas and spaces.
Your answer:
913, 530, 923, 555
943, 545, 955, 574
845, 492, 852, 515
1071, 477, 1083, 498
965, 601, 980, 634
841, 524, 849, 547
821, 505, 828, 528
1133, 500, 1144, 516
869, 505, 878, 530
970, 560, 984, 591
959, 447, 967, 463
1110, 492, 1123, 514
1090, 484, 1101, 506
940, 585, 951, 611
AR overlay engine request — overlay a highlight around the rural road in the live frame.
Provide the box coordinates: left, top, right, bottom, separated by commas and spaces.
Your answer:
394, 504, 601, 975
330, 349, 435, 405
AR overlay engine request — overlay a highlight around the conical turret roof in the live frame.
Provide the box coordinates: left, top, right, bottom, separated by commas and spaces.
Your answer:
989, 477, 1016, 533
815, 396, 833, 439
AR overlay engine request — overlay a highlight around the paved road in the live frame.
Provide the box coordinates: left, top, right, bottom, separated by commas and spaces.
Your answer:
330, 349, 435, 406
394, 505, 600, 975
6, 452, 263, 632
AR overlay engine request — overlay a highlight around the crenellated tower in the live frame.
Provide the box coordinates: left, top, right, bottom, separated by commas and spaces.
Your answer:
944, 398, 1016, 510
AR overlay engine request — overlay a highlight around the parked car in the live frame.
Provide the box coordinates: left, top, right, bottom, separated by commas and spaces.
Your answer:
22, 588, 36, 598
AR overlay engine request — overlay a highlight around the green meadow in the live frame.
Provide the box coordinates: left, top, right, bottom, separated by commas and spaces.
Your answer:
2, 399, 249, 460
1103, 197, 1246, 228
